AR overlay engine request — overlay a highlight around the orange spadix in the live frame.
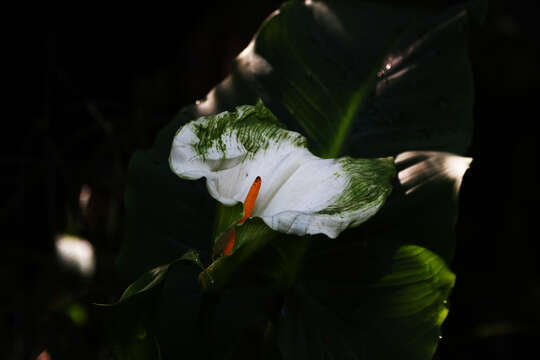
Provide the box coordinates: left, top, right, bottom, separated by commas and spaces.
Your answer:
223, 176, 261, 255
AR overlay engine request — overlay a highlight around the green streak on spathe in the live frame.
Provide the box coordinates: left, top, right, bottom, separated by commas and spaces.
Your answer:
191, 99, 307, 160
317, 156, 394, 216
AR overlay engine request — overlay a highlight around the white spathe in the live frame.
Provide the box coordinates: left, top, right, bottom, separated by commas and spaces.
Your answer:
170, 104, 393, 239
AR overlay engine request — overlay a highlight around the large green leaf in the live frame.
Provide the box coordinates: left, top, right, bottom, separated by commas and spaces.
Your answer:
115, 1, 476, 359
194, 0, 474, 158
278, 243, 455, 360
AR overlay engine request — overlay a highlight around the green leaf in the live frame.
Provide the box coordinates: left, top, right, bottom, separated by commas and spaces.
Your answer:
346, 7, 474, 158
277, 243, 454, 360
98, 249, 204, 360
197, 0, 473, 158
118, 249, 203, 301
246, 0, 392, 158
202, 225, 310, 359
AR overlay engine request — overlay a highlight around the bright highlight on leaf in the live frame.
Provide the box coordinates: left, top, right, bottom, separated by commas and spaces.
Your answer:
169, 101, 395, 239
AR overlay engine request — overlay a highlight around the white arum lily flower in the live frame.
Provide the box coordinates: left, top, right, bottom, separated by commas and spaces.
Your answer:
169, 101, 394, 240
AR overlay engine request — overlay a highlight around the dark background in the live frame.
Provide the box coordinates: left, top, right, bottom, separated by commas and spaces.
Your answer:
2, 0, 538, 359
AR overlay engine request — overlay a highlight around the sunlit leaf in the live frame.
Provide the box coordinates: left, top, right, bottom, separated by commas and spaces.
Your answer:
278, 244, 455, 360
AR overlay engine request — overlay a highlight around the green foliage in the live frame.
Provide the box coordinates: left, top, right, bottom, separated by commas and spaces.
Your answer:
278, 242, 455, 360
98, 250, 204, 360
110, 0, 476, 359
